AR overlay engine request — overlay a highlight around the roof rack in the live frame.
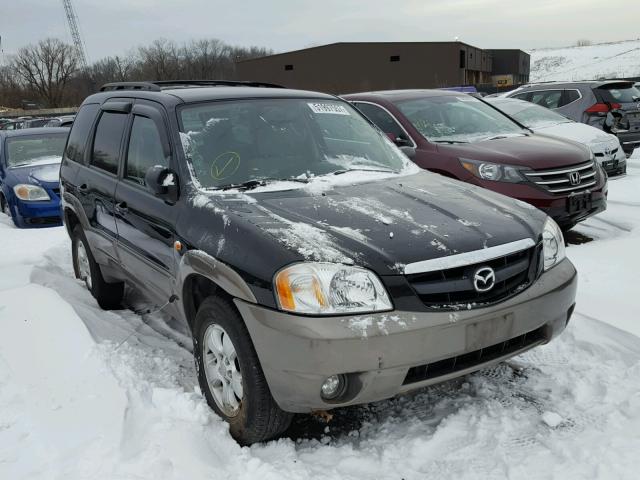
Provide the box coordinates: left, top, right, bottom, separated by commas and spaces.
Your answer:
99, 80, 285, 92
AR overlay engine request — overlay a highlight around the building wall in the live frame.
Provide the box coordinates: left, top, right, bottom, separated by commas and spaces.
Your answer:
236, 42, 492, 94
488, 49, 530, 84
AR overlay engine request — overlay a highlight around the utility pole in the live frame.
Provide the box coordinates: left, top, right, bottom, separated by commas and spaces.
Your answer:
61, 0, 89, 72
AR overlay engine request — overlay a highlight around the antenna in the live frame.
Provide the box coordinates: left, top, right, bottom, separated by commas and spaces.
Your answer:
61, 0, 89, 72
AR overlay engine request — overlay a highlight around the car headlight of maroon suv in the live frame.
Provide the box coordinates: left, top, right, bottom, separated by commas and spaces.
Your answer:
459, 158, 527, 183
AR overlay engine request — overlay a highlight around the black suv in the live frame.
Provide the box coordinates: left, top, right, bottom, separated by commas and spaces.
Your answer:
60, 81, 577, 445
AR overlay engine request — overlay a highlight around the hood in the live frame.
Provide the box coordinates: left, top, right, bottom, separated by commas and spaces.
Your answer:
435, 134, 590, 170
208, 171, 546, 276
6, 161, 60, 186
533, 122, 613, 147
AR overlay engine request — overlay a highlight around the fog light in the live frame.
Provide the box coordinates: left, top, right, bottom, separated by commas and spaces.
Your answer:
321, 374, 346, 400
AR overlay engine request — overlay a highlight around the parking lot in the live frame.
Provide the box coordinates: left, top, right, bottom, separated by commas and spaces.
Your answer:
1, 150, 638, 479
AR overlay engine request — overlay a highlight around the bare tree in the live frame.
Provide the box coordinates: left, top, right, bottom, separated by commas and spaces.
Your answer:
575, 39, 592, 47
11, 38, 79, 107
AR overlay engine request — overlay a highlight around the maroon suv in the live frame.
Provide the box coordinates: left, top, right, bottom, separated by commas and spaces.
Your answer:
343, 90, 607, 229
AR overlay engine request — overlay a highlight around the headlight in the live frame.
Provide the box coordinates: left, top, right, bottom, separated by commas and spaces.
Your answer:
459, 158, 525, 183
542, 217, 566, 271
13, 184, 50, 201
275, 263, 393, 315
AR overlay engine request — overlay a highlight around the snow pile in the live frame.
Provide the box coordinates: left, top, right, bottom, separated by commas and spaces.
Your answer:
530, 39, 640, 82
0, 151, 639, 479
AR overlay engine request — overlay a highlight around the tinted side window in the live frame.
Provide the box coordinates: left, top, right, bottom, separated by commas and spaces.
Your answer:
354, 102, 405, 139
564, 89, 580, 105
65, 103, 99, 164
126, 116, 167, 185
91, 112, 127, 175
530, 90, 562, 109
511, 92, 530, 101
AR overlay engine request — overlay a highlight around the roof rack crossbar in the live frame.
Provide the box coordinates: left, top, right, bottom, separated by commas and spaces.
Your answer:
99, 80, 285, 92
152, 80, 285, 89
100, 82, 162, 92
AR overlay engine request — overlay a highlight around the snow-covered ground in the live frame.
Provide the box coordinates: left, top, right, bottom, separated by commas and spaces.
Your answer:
530, 39, 640, 82
1, 152, 639, 479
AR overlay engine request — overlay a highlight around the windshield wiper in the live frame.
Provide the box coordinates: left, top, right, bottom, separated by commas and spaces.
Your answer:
432, 139, 469, 144
482, 133, 528, 141
332, 167, 396, 175
216, 177, 309, 191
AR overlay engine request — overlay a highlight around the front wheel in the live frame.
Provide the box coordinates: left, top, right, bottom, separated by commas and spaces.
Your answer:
194, 296, 292, 445
1, 194, 11, 217
71, 225, 124, 309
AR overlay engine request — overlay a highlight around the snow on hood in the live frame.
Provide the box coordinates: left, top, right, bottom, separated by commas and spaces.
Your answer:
191, 170, 545, 276
533, 122, 616, 147
7, 160, 61, 185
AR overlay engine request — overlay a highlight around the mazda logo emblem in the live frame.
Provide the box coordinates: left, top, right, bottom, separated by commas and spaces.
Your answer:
568, 171, 581, 186
473, 266, 496, 293
604, 146, 612, 158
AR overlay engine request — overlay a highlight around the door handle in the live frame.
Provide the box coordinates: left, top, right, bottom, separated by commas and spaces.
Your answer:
77, 184, 88, 193
115, 201, 128, 214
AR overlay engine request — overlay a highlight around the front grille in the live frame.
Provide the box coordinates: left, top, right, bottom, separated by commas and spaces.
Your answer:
524, 161, 596, 195
406, 244, 543, 310
402, 325, 546, 385
593, 148, 619, 158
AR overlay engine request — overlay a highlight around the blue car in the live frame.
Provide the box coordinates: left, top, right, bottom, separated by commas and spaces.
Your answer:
0, 128, 69, 228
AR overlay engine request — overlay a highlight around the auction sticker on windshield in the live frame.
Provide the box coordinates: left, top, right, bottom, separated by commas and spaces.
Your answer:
308, 103, 350, 115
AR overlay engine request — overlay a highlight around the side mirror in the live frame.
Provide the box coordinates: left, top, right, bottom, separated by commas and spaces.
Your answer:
393, 135, 413, 148
399, 146, 416, 159
145, 165, 179, 203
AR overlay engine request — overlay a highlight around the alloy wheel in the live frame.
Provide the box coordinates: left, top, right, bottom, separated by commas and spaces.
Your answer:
202, 323, 244, 417
75, 240, 92, 290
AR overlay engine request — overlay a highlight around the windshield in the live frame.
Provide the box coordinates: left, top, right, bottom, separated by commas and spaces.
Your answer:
179, 98, 409, 189
396, 95, 527, 143
5, 134, 67, 168
491, 100, 571, 128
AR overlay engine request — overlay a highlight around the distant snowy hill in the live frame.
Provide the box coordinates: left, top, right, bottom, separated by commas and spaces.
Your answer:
529, 39, 640, 82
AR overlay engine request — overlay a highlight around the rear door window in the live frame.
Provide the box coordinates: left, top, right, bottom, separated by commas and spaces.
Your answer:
563, 90, 581, 105
530, 90, 563, 109
90, 112, 128, 175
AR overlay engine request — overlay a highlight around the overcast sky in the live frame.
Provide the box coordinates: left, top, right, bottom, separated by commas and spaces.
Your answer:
1, 0, 639, 62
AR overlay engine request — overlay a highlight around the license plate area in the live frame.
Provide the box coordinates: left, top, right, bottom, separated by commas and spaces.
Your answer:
466, 314, 514, 350
603, 159, 618, 170
568, 192, 592, 214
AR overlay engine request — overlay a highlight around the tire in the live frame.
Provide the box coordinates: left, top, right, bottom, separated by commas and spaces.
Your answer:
193, 296, 292, 445
0, 194, 16, 226
71, 225, 124, 309
1, 194, 10, 216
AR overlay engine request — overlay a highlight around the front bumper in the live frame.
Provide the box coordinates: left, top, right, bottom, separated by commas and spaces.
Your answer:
13, 198, 62, 228
616, 130, 640, 154
474, 176, 607, 228
235, 259, 577, 413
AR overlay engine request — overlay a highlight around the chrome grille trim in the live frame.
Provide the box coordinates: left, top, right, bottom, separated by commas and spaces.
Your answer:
403, 238, 535, 275
547, 180, 596, 193
524, 161, 597, 195
523, 162, 594, 177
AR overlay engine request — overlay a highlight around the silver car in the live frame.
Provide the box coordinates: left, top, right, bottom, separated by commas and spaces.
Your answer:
504, 81, 640, 156
488, 98, 627, 176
